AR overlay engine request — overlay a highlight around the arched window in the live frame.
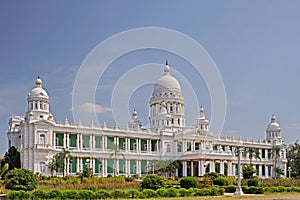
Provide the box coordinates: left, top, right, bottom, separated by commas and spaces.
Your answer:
40, 162, 46, 173
40, 134, 45, 144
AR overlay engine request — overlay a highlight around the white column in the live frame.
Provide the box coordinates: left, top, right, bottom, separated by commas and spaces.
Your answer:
265, 165, 268, 178
53, 132, 56, 147
76, 157, 80, 172
227, 161, 232, 176
182, 161, 187, 176
220, 161, 224, 175
233, 164, 236, 176
104, 159, 107, 177
198, 160, 202, 176
258, 165, 262, 178
191, 161, 194, 176
210, 160, 215, 172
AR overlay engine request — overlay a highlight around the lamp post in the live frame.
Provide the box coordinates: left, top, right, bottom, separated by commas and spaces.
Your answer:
235, 143, 244, 196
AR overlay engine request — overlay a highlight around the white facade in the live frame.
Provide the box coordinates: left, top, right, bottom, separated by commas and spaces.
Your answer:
7, 62, 287, 178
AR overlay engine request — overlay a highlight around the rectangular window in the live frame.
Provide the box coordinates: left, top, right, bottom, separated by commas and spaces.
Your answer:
141, 139, 147, 151
262, 149, 265, 158
69, 134, 77, 148
130, 138, 136, 150
119, 138, 125, 150
56, 132, 64, 147
177, 141, 182, 152
95, 136, 102, 149
107, 136, 115, 149
187, 141, 191, 151
151, 140, 157, 151
195, 142, 200, 150
82, 135, 90, 149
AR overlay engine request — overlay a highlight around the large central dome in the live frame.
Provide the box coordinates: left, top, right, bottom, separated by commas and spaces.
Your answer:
154, 64, 181, 91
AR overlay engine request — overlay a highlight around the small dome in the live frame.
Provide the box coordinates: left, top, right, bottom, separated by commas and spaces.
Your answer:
266, 115, 281, 132
28, 76, 49, 98
154, 64, 181, 91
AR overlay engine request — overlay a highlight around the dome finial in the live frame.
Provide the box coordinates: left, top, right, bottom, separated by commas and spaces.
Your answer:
164, 61, 170, 75
35, 76, 42, 88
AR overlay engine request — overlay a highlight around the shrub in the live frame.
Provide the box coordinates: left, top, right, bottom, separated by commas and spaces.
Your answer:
247, 186, 264, 194
95, 189, 111, 199
156, 188, 167, 197
248, 178, 259, 187
78, 190, 95, 199
4, 168, 37, 191
111, 189, 127, 199
127, 189, 142, 198
48, 189, 63, 199
193, 188, 211, 196
141, 174, 165, 190
165, 187, 178, 197
225, 185, 236, 193
63, 190, 79, 199
179, 176, 198, 189
9, 190, 30, 200
213, 177, 226, 186
31, 189, 49, 199
203, 172, 221, 180
178, 188, 194, 197
142, 189, 158, 198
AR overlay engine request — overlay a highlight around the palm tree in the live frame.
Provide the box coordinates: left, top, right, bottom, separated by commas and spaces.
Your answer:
56, 148, 71, 177
271, 146, 281, 178
108, 141, 125, 177
246, 147, 261, 165
48, 158, 59, 177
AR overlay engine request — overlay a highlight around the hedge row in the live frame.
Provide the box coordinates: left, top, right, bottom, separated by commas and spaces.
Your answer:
223, 185, 300, 194
6, 187, 225, 199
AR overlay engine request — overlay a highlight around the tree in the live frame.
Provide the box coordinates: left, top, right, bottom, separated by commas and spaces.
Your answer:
245, 147, 261, 165
56, 148, 71, 177
287, 140, 300, 177
271, 146, 281, 178
3, 146, 21, 170
141, 174, 166, 190
4, 168, 37, 191
242, 165, 256, 179
47, 158, 60, 176
148, 160, 179, 177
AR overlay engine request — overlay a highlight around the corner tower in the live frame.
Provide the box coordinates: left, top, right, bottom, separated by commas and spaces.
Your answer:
26, 76, 52, 122
149, 61, 185, 131
266, 114, 283, 144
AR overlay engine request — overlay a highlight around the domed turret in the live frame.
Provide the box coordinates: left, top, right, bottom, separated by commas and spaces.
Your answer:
26, 76, 52, 122
266, 114, 282, 143
149, 61, 185, 131
128, 109, 142, 131
196, 106, 209, 134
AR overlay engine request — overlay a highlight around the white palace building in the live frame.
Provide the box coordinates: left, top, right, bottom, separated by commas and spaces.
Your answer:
7, 62, 287, 178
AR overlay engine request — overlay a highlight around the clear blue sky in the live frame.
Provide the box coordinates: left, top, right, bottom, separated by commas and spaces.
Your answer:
1, 0, 300, 156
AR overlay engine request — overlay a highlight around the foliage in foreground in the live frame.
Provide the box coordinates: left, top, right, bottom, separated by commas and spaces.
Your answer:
4, 168, 37, 191
141, 174, 166, 190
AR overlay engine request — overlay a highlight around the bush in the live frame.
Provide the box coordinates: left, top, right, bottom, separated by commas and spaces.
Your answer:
247, 186, 264, 194
127, 189, 142, 198
156, 188, 167, 197
203, 172, 221, 180
248, 178, 259, 187
111, 189, 127, 199
4, 168, 37, 191
179, 176, 198, 189
6, 190, 31, 200
95, 189, 111, 199
194, 188, 211, 196
31, 189, 49, 199
78, 190, 95, 199
141, 174, 165, 190
213, 177, 226, 186
63, 190, 79, 199
142, 189, 158, 198
178, 188, 194, 197
48, 189, 63, 199
165, 187, 178, 197
225, 185, 236, 193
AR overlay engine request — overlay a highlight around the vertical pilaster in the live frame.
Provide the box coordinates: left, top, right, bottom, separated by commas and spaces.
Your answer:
220, 161, 224, 175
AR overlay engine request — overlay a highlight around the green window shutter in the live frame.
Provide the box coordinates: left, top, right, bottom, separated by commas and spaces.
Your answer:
107, 137, 114, 149
56, 133, 64, 146
141, 160, 147, 174
119, 159, 125, 173
141, 139, 147, 151
119, 138, 125, 150
95, 136, 102, 148
82, 135, 90, 148
69, 134, 77, 147
107, 159, 114, 174
130, 138, 136, 150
